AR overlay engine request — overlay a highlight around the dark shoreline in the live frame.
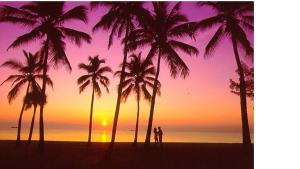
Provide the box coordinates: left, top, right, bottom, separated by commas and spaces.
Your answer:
0, 140, 253, 169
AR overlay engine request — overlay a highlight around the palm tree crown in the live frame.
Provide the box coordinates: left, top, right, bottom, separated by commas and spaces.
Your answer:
78, 56, 112, 96
1, 50, 52, 103
196, 2, 253, 57
127, 2, 199, 78
0, 2, 91, 70
115, 52, 161, 102
91, 2, 148, 48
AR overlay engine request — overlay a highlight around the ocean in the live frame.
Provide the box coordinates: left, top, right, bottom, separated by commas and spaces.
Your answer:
0, 127, 254, 143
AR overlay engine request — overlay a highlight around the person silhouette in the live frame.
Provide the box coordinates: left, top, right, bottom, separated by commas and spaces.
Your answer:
154, 127, 159, 144
158, 126, 163, 145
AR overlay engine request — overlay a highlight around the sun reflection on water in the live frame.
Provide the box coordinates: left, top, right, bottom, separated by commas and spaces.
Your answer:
101, 132, 108, 142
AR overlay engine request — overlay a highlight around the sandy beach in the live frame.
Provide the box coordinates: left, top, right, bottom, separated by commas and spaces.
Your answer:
0, 141, 253, 169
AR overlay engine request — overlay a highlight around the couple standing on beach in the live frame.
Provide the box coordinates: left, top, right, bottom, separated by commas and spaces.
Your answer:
153, 126, 163, 145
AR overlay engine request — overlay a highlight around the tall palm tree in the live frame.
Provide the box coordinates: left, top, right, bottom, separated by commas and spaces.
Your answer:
0, 50, 44, 146
115, 53, 161, 147
24, 84, 48, 145
127, 2, 199, 146
0, 2, 91, 150
195, 2, 254, 149
77, 55, 112, 145
90, 2, 148, 153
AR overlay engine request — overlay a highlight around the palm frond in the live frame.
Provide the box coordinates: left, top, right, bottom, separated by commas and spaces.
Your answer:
77, 74, 91, 85
163, 44, 190, 78
141, 84, 152, 101
79, 80, 90, 93
233, 25, 253, 57
196, 15, 223, 31
168, 40, 199, 56
7, 79, 27, 103
7, 26, 41, 50
78, 63, 90, 72
121, 84, 133, 102
0, 15, 36, 26
94, 81, 102, 97
58, 5, 88, 24
92, 8, 118, 32
59, 27, 91, 46
169, 22, 198, 39
1, 60, 24, 70
1, 75, 23, 86
48, 33, 72, 71
96, 66, 113, 74
100, 78, 110, 93
0, 5, 37, 19
204, 26, 225, 57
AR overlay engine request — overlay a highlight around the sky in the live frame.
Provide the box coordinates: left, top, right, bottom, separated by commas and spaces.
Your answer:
0, 2, 254, 142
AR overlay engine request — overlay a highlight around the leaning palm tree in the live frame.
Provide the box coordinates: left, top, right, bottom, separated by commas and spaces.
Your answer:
127, 2, 199, 146
1, 50, 43, 146
195, 2, 254, 149
77, 55, 112, 146
0, 2, 91, 150
115, 53, 161, 147
24, 84, 48, 145
90, 2, 149, 153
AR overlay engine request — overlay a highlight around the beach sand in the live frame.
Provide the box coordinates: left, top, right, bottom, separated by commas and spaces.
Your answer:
0, 141, 253, 169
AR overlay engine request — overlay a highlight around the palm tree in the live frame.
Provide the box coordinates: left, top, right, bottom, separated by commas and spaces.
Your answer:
0, 50, 43, 146
0, 2, 91, 150
115, 53, 161, 147
77, 55, 112, 146
24, 84, 48, 145
90, 2, 148, 153
127, 2, 199, 146
195, 2, 254, 149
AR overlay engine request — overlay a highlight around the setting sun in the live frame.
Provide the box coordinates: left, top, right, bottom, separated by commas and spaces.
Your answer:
101, 120, 107, 127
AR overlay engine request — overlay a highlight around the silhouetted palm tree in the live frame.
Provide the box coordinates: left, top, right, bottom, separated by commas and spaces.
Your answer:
127, 2, 199, 146
0, 2, 91, 150
78, 55, 112, 145
1, 50, 46, 146
24, 84, 48, 145
115, 53, 161, 146
195, 2, 253, 148
90, 2, 148, 154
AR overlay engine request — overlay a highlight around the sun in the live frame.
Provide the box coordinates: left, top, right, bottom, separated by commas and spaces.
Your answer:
101, 120, 107, 127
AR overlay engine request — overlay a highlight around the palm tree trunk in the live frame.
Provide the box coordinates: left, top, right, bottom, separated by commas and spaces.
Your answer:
39, 38, 49, 151
16, 82, 31, 146
145, 48, 161, 146
88, 86, 95, 145
133, 97, 140, 147
107, 21, 130, 155
27, 105, 37, 145
232, 37, 252, 149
